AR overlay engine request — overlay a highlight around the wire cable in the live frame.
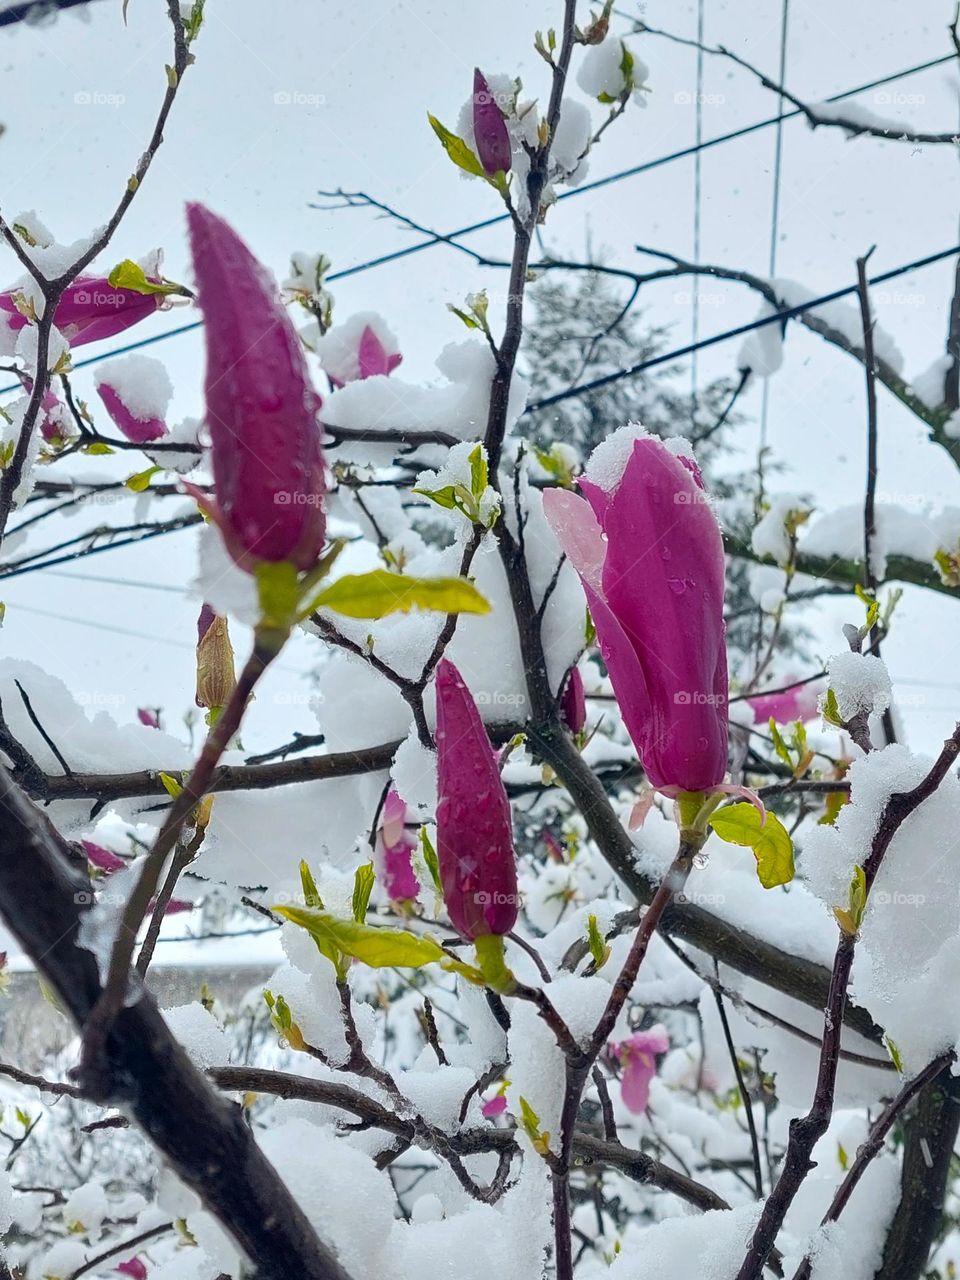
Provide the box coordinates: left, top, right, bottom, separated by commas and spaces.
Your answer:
0, 49, 952, 395
524, 242, 960, 413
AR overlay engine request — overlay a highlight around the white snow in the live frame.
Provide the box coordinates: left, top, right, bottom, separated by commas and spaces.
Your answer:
94, 353, 173, 423
822, 650, 892, 722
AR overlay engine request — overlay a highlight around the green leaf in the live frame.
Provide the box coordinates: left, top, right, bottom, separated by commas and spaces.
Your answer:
308, 570, 490, 621
518, 1095, 551, 1155
158, 771, 183, 799
708, 803, 795, 889
468, 443, 488, 500
427, 113, 487, 178
447, 304, 480, 330
299, 860, 323, 909
834, 864, 867, 937
352, 861, 375, 923
768, 718, 793, 769
885, 1035, 904, 1074
125, 465, 161, 493
82, 441, 115, 456
837, 1141, 848, 1170
275, 906, 447, 969
822, 687, 844, 728
586, 914, 609, 970
420, 827, 442, 893
0, 602, 5, 627
412, 483, 462, 511
107, 259, 183, 297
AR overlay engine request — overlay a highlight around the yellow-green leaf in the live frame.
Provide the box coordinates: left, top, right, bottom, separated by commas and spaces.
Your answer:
158, 771, 183, 799
352, 861, 375, 923
708, 803, 794, 889
299, 860, 323, 909
275, 906, 446, 969
885, 1035, 904, 1074
107, 259, 183, 297
420, 826, 442, 893
83, 441, 115, 456
586, 914, 609, 970
308, 570, 490, 620
427, 113, 487, 178
125, 465, 161, 492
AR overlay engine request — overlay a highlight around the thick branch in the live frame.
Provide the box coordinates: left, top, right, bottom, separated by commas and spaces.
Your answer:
0, 765, 352, 1280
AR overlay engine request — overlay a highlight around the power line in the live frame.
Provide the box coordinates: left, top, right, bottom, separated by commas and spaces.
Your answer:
759, 0, 791, 462
0, 48, 952, 395
524, 242, 960, 413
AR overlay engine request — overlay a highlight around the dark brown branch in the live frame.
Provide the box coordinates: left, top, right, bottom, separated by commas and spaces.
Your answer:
0, 764, 352, 1280
735, 723, 960, 1280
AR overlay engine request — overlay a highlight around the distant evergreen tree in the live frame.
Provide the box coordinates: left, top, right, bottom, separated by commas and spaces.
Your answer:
522, 267, 803, 675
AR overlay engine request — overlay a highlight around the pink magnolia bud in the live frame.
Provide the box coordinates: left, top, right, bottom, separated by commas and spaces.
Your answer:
81, 839, 127, 874
609, 1025, 669, 1114
435, 659, 518, 940
473, 69, 512, 176
39, 388, 68, 443
137, 707, 160, 729
544, 433, 728, 793
375, 790, 420, 905
94, 355, 171, 443
195, 603, 236, 710
316, 313, 402, 389
116, 1258, 148, 1279
0, 276, 164, 349
185, 203, 326, 572
559, 665, 586, 735
481, 1093, 508, 1118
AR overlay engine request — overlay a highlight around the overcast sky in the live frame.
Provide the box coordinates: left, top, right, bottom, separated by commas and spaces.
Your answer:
1, 0, 958, 755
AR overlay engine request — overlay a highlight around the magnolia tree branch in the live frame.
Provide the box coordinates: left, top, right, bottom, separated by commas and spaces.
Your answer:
639, 22, 960, 145
791, 1051, 953, 1280
735, 723, 960, 1280
0, 0, 191, 539
875, 1067, 960, 1280
0, 764, 353, 1280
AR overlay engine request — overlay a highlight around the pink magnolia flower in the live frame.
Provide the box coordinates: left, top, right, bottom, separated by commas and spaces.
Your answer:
610, 1025, 669, 1114
543, 433, 728, 794
184, 203, 326, 572
748, 680, 821, 726
137, 707, 160, 729
435, 658, 518, 940
0, 276, 164, 349
376, 789, 420, 905
473, 69, 512, 175
116, 1258, 148, 1279
559, 665, 586, 735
